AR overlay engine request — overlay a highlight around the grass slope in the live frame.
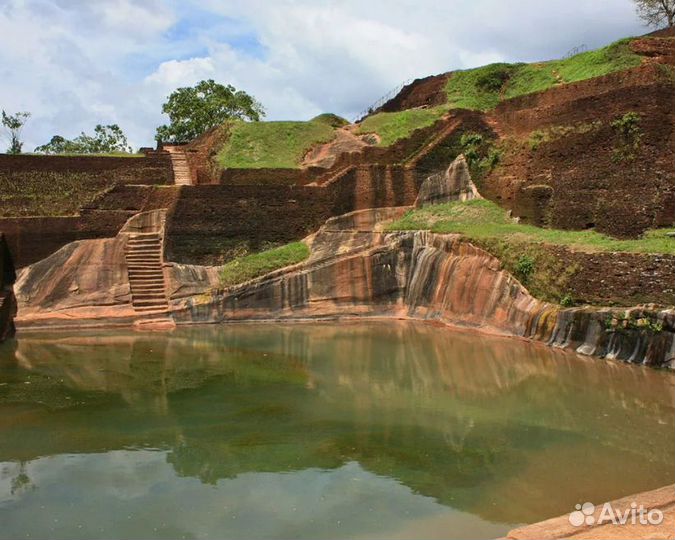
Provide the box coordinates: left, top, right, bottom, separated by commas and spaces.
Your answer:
446, 39, 642, 111
354, 39, 642, 147
220, 242, 310, 286
387, 199, 675, 255
217, 117, 339, 169
356, 106, 445, 146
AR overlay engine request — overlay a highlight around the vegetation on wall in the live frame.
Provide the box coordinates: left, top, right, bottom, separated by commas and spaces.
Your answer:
611, 111, 643, 162
217, 117, 339, 169
220, 242, 310, 286
0, 171, 115, 217
528, 121, 604, 151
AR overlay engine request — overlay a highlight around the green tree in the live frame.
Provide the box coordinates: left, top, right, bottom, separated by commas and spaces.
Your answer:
155, 79, 265, 143
35, 124, 132, 154
634, 0, 675, 27
1, 110, 31, 154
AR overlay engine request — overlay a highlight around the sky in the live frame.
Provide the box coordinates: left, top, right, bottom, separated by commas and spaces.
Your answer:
0, 0, 648, 151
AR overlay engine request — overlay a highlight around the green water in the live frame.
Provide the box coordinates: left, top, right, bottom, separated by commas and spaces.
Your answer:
0, 321, 672, 540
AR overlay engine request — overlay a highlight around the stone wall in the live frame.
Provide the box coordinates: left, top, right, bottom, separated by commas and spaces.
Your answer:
485, 63, 675, 237
1, 185, 180, 268
0, 153, 173, 186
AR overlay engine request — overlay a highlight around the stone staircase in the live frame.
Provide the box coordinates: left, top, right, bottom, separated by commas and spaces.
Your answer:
124, 232, 169, 313
166, 146, 193, 186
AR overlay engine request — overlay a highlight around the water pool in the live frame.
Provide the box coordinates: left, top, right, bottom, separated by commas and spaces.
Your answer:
0, 321, 673, 539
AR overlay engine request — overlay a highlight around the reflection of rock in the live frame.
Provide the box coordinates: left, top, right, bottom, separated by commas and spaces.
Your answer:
0, 234, 17, 342
414, 154, 481, 208
2, 323, 673, 525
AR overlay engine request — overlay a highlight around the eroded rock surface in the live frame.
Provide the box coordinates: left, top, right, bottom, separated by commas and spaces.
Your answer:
12, 205, 675, 368
171, 210, 675, 368
414, 154, 481, 207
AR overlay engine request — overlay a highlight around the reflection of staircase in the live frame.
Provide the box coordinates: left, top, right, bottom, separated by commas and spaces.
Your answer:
124, 232, 169, 313
166, 146, 193, 186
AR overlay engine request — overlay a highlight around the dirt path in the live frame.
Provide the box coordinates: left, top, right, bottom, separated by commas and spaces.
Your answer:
302, 126, 377, 169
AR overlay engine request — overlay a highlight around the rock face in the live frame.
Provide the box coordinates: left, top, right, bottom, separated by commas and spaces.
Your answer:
0, 234, 17, 342
11, 203, 675, 368
15, 210, 171, 328
170, 209, 675, 369
414, 154, 481, 207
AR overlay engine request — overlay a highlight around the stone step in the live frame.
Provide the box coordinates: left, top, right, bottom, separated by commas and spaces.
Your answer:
133, 305, 169, 312
133, 299, 169, 307
132, 294, 167, 301
133, 317, 176, 330
128, 233, 161, 239
127, 246, 161, 250
126, 242, 161, 248
131, 286, 165, 292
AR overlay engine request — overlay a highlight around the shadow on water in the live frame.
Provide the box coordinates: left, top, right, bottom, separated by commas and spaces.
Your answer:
0, 321, 673, 539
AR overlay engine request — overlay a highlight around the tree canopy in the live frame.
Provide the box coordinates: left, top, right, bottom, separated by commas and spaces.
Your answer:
155, 79, 265, 143
634, 0, 675, 27
1, 110, 30, 154
35, 124, 132, 154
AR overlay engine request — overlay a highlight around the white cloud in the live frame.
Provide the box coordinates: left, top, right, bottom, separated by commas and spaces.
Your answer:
0, 0, 647, 150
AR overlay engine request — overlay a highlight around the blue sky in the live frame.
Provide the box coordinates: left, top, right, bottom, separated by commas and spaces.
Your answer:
0, 0, 648, 150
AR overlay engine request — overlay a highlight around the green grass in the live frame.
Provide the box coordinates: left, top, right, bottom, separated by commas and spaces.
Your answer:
217, 118, 339, 169
445, 38, 642, 111
387, 199, 675, 255
220, 242, 311, 287
356, 106, 447, 146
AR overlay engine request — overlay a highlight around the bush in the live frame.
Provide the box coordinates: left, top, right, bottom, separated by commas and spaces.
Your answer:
514, 255, 536, 283
459, 132, 484, 166
611, 112, 642, 162
560, 294, 575, 307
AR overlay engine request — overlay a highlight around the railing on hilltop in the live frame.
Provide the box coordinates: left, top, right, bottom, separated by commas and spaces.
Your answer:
354, 78, 413, 123
563, 44, 588, 59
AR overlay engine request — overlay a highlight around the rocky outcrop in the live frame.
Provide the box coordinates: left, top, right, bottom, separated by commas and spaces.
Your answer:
12, 202, 675, 368
15, 210, 172, 328
170, 210, 675, 369
0, 234, 17, 342
414, 154, 481, 207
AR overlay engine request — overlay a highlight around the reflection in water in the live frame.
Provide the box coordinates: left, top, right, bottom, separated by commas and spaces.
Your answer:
0, 322, 673, 540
